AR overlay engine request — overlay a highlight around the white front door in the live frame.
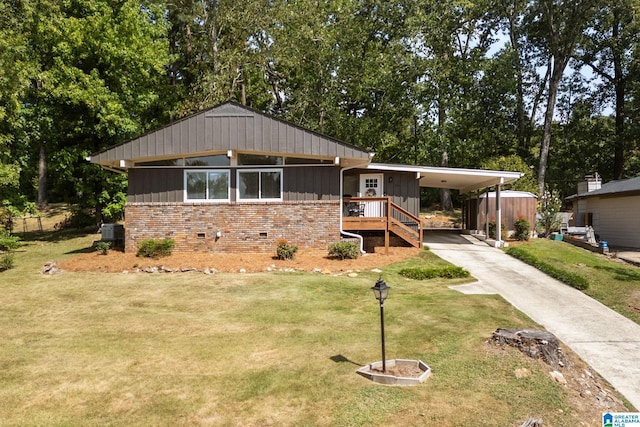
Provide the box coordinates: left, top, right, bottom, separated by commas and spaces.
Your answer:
359, 173, 383, 217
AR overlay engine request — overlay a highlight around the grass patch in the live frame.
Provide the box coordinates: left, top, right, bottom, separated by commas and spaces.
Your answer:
0, 234, 627, 425
506, 245, 590, 290
505, 239, 640, 324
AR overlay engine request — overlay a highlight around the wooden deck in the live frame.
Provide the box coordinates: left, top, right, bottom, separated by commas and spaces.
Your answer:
342, 197, 423, 253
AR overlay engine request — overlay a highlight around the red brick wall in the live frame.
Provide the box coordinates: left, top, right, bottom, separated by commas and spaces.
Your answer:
124, 201, 341, 253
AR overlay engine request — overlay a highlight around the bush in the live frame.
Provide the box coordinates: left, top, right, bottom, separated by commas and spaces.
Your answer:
513, 217, 531, 241
537, 189, 563, 237
399, 266, 470, 280
506, 246, 589, 290
328, 241, 359, 260
95, 241, 111, 255
0, 230, 21, 252
276, 239, 298, 260
0, 252, 15, 271
0, 230, 20, 271
136, 238, 175, 258
54, 207, 96, 231
488, 221, 508, 240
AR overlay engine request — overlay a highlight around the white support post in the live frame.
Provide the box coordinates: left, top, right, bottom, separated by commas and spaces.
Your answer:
495, 182, 503, 247
484, 189, 490, 238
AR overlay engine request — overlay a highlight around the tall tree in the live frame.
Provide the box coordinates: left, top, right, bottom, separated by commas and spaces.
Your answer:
409, 0, 495, 210
0, 0, 33, 206
14, 0, 170, 215
527, 0, 597, 194
574, 0, 640, 180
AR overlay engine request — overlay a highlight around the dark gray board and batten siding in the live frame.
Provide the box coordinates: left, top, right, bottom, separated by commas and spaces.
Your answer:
91, 103, 371, 165
128, 166, 342, 203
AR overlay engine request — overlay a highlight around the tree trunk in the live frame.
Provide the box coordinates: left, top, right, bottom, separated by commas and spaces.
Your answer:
537, 58, 565, 195
612, 8, 625, 180
508, 8, 528, 156
440, 151, 454, 211
37, 144, 48, 210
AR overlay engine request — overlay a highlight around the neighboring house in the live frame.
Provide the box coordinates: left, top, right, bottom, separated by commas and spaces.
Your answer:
89, 102, 522, 254
566, 175, 640, 249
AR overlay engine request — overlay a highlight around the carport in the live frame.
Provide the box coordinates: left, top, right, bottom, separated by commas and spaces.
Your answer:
368, 163, 523, 247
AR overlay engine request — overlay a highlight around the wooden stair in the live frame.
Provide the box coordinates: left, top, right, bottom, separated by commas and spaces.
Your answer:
342, 197, 423, 251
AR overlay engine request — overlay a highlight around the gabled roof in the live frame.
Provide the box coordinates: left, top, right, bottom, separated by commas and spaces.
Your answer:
567, 176, 640, 200
368, 163, 523, 194
89, 101, 372, 168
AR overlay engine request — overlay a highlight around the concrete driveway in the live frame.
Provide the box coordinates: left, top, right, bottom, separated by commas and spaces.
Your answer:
424, 232, 640, 410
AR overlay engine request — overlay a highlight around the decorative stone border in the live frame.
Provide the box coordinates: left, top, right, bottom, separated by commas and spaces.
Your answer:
357, 359, 431, 386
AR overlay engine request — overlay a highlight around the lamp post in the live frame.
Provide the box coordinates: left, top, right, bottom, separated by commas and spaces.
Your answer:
371, 277, 390, 372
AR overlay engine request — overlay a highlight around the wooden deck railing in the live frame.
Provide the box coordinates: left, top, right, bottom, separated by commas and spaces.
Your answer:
342, 197, 422, 249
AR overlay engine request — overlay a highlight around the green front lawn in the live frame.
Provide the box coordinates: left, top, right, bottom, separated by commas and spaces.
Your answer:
0, 233, 631, 425
506, 239, 640, 325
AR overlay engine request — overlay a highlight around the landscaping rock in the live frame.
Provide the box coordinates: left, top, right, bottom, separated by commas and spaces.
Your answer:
550, 370, 567, 385
41, 261, 62, 275
519, 418, 543, 427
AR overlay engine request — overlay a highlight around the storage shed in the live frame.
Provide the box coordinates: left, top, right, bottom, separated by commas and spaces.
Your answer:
464, 191, 537, 236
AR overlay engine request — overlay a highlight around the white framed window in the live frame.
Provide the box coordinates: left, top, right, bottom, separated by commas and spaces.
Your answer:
237, 169, 282, 201
185, 170, 230, 202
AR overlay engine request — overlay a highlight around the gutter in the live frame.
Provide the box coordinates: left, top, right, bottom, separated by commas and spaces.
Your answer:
340, 165, 367, 255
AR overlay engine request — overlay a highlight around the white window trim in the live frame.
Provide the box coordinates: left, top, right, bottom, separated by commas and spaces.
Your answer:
184, 169, 231, 202
236, 168, 283, 202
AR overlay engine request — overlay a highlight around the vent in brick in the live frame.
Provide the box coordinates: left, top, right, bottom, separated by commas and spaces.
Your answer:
259, 232, 268, 238
197, 233, 206, 238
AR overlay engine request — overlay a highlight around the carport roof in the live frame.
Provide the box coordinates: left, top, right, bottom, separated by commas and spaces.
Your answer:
368, 163, 523, 194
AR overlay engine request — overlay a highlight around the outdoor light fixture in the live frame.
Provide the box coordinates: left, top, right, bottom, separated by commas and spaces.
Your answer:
371, 276, 390, 372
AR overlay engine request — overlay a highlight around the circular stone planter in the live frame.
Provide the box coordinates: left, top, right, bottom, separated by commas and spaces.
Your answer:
357, 359, 431, 386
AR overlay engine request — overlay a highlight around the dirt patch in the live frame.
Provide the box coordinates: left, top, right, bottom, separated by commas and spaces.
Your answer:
489, 335, 631, 425
57, 246, 422, 274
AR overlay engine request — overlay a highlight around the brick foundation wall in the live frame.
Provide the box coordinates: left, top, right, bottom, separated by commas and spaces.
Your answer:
124, 201, 341, 253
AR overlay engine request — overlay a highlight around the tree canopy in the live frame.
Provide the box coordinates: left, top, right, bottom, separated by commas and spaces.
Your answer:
2, 0, 639, 221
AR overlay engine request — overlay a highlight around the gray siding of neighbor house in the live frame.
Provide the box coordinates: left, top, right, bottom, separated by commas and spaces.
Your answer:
581, 195, 640, 248
128, 166, 341, 203
92, 103, 370, 165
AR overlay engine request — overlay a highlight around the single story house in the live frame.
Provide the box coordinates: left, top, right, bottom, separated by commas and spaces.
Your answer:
566, 174, 640, 249
89, 102, 522, 254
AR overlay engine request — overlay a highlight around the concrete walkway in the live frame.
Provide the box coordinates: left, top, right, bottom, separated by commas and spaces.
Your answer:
424, 232, 640, 410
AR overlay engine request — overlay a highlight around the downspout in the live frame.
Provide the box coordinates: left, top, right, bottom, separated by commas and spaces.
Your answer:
340, 165, 366, 255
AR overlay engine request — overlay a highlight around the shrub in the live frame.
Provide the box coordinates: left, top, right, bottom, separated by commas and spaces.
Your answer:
95, 241, 111, 255
0, 230, 20, 271
537, 189, 563, 237
0, 253, 15, 271
328, 241, 359, 260
513, 217, 531, 241
136, 238, 175, 258
506, 246, 589, 290
399, 266, 470, 280
0, 230, 21, 252
54, 207, 95, 231
276, 239, 298, 260
488, 221, 508, 240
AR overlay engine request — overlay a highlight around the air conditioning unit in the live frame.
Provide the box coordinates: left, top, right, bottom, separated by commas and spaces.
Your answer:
101, 224, 124, 247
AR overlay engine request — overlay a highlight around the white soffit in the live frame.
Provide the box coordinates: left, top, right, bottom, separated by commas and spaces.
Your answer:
368, 163, 523, 193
